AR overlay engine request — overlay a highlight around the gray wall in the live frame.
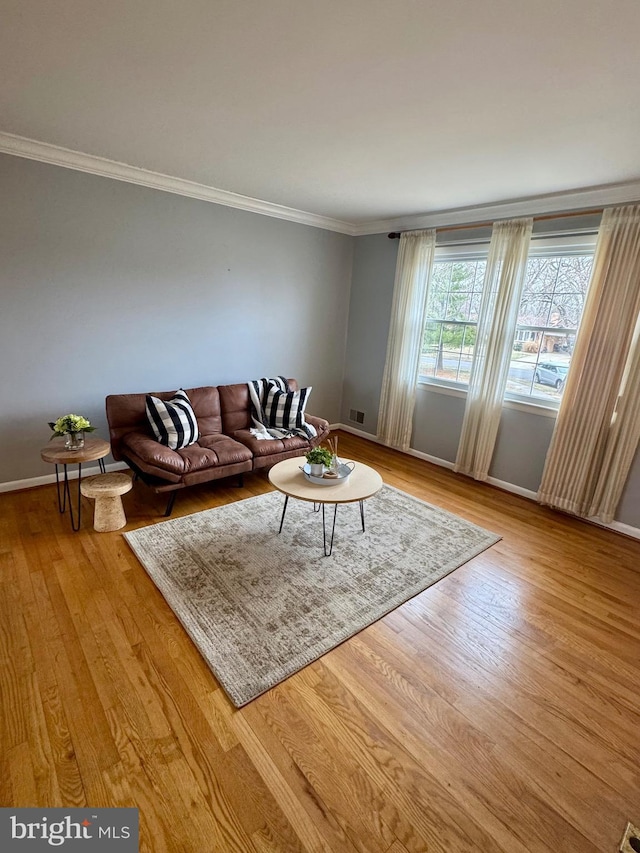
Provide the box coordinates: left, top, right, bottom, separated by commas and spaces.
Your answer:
618, 447, 640, 527
341, 234, 398, 434
0, 154, 353, 484
3, 154, 638, 529
343, 233, 640, 529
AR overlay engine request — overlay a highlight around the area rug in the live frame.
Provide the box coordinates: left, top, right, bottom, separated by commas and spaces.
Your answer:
124, 486, 500, 706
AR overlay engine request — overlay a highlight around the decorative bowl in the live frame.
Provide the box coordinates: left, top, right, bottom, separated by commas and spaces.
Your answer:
301, 461, 355, 486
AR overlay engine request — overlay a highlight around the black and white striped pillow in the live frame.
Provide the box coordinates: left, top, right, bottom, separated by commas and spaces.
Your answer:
249, 375, 289, 427
145, 389, 199, 450
264, 384, 315, 437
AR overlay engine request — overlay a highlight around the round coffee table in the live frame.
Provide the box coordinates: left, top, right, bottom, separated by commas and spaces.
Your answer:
40, 436, 111, 531
268, 456, 383, 556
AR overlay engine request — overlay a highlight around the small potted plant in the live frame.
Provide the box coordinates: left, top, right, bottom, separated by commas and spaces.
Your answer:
305, 446, 333, 477
48, 413, 96, 451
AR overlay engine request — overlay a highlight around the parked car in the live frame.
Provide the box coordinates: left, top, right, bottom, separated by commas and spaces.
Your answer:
534, 362, 569, 390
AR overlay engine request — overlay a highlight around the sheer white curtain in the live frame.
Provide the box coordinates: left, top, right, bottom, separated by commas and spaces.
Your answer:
377, 229, 436, 450
589, 313, 640, 520
455, 218, 533, 480
538, 205, 640, 522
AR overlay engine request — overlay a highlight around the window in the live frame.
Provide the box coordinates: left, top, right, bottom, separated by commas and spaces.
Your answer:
505, 238, 594, 403
419, 249, 486, 386
418, 235, 596, 405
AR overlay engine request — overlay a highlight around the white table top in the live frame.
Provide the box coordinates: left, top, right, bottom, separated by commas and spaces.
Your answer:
268, 456, 383, 504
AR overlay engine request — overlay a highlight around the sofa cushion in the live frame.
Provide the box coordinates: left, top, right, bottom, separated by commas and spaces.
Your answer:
120, 433, 185, 480
145, 389, 199, 450
121, 431, 252, 476
228, 430, 297, 459
219, 379, 299, 434
195, 434, 253, 466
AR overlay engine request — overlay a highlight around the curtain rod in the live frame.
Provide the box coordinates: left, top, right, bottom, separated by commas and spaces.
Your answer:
387, 207, 604, 238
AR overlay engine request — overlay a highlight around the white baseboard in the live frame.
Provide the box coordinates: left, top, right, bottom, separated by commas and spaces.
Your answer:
485, 476, 538, 501
332, 422, 455, 470
0, 461, 128, 494
332, 423, 640, 541
598, 519, 640, 541
4, 429, 640, 542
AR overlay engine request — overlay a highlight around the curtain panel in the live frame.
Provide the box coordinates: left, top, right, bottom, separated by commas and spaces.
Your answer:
538, 204, 640, 522
377, 229, 436, 450
454, 217, 533, 480
589, 312, 640, 520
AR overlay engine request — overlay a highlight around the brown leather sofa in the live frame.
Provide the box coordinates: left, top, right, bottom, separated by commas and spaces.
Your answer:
105, 379, 330, 514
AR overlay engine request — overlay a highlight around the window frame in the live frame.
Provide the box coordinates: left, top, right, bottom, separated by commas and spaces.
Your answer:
418, 234, 597, 411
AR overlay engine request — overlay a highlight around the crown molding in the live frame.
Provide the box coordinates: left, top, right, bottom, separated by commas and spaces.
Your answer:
0, 131, 356, 235
3, 130, 640, 239
352, 180, 640, 236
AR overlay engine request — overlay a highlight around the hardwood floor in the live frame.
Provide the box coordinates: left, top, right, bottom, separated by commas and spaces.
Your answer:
2, 430, 639, 852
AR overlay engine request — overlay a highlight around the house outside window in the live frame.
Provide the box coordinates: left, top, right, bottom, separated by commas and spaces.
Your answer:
419, 235, 596, 406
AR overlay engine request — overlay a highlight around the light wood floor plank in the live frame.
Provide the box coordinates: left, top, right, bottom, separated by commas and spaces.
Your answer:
324, 637, 600, 853
364, 617, 632, 851
8, 741, 38, 806
253, 686, 395, 853
232, 711, 335, 853
287, 665, 499, 853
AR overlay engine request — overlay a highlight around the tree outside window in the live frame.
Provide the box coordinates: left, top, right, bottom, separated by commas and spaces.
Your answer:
506, 253, 593, 401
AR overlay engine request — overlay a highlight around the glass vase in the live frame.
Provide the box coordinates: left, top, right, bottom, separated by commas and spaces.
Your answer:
65, 431, 85, 451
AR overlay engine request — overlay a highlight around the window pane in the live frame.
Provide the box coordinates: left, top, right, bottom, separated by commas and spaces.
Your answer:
505, 254, 593, 401
419, 321, 475, 384
420, 258, 485, 386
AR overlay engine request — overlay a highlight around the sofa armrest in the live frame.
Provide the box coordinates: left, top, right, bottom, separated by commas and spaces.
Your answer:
306, 414, 329, 432
306, 414, 330, 447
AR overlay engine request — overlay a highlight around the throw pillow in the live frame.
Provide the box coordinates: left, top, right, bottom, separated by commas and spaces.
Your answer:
145, 389, 199, 450
264, 384, 314, 435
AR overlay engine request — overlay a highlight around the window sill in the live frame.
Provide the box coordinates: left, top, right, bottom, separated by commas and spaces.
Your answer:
503, 398, 558, 418
417, 381, 467, 399
417, 381, 559, 417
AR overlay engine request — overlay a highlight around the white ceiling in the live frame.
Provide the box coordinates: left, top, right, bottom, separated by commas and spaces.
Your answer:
2, 0, 640, 230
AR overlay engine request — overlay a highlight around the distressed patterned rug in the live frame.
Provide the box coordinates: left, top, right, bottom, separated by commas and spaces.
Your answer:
124, 486, 500, 707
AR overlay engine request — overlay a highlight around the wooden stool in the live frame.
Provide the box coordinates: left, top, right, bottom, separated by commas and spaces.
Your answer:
80, 472, 133, 532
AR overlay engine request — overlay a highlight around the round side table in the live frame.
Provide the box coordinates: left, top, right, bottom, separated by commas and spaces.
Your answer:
80, 473, 133, 532
40, 436, 111, 531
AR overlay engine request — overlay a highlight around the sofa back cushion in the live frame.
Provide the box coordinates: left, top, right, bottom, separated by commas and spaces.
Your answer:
219, 379, 298, 434
106, 386, 222, 460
